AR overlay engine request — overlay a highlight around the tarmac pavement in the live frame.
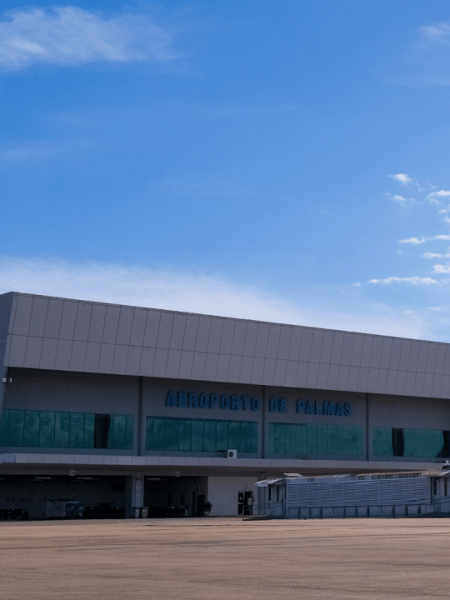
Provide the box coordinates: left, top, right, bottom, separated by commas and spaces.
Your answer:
0, 517, 448, 599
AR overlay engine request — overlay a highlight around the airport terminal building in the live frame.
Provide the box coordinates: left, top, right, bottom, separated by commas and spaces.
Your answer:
0, 291, 450, 518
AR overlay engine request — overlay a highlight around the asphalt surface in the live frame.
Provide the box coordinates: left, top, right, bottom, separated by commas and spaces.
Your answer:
0, 517, 448, 599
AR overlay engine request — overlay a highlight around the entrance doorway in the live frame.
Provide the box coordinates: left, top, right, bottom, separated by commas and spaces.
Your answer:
238, 491, 253, 515
143, 476, 207, 517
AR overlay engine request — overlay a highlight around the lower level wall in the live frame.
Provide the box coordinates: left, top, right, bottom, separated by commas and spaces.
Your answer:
207, 476, 259, 516
0, 478, 126, 519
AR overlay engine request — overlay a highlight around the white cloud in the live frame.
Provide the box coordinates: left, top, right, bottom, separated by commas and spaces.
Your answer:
0, 6, 175, 69
389, 173, 412, 184
368, 276, 439, 285
399, 237, 426, 244
422, 252, 442, 259
409, 22, 450, 86
429, 305, 447, 312
419, 23, 450, 43
433, 264, 450, 274
0, 255, 439, 340
427, 190, 450, 204
399, 234, 450, 245
389, 193, 415, 204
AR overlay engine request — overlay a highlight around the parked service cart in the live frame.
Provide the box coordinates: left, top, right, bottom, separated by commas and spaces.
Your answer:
46, 499, 84, 519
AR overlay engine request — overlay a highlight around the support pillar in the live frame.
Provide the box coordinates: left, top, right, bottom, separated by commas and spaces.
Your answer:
125, 474, 144, 518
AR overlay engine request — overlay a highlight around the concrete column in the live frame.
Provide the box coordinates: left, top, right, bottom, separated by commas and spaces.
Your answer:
125, 474, 144, 517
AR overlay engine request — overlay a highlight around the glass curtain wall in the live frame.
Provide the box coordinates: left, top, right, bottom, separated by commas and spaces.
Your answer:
268, 422, 363, 457
0, 409, 133, 450
373, 427, 450, 458
146, 417, 258, 453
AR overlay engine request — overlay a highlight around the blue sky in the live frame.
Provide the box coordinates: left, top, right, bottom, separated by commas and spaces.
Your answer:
2, 2, 450, 340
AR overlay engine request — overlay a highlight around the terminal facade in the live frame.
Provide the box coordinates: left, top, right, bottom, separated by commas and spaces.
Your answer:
0, 292, 449, 518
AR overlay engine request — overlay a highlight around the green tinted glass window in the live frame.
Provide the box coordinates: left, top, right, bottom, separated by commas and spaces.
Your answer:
109, 415, 126, 449
69, 413, 84, 448
165, 418, 179, 451
284, 424, 296, 455
145, 419, 155, 450
126, 416, 134, 450
191, 420, 204, 451
145, 417, 258, 453
227, 421, 240, 450
216, 421, 228, 451
317, 425, 329, 454
373, 427, 450, 458
24, 411, 40, 447
269, 422, 363, 457
306, 424, 317, 455
0, 409, 132, 450
84, 413, 95, 449
268, 423, 275, 454
203, 420, 216, 452
295, 424, 306, 455
178, 419, 192, 451
251, 423, 258, 453
423, 430, 443, 458
240, 421, 253, 453
372, 427, 392, 456
152, 418, 167, 451
0, 412, 8, 446
273, 423, 285, 454
404, 428, 421, 457
8, 410, 24, 446
345, 426, 363, 456
39, 412, 55, 447
54, 412, 70, 448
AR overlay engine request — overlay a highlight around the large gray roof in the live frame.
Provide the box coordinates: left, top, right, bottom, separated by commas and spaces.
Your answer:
1, 291, 450, 400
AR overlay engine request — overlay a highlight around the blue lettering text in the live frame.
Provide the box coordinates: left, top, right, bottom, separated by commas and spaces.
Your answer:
296, 400, 306, 413
166, 392, 177, 407
220, 395, 231, 410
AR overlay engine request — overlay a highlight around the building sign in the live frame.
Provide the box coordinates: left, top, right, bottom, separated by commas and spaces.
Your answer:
269, 397, 352, 416
296, 400, 351, 416
166, 391, 261, 411
166, 392, 351, 416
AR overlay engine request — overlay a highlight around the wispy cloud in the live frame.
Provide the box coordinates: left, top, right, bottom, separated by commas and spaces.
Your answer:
418, 22, 450, 44
0, 255, 440, 340
399, 234, 450, 244
399, 237, 426, 245
0, 6, 175, 70
387, 193, 415, 205
368, 276, 439, 285
0, 145, 56, 162
368, 174, 450, 291
389, 173, 413, 184
427, 190, 450, 204
405, 21, 450, 85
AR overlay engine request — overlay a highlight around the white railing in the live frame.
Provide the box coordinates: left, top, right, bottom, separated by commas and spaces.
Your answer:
253, 500, 450, 519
